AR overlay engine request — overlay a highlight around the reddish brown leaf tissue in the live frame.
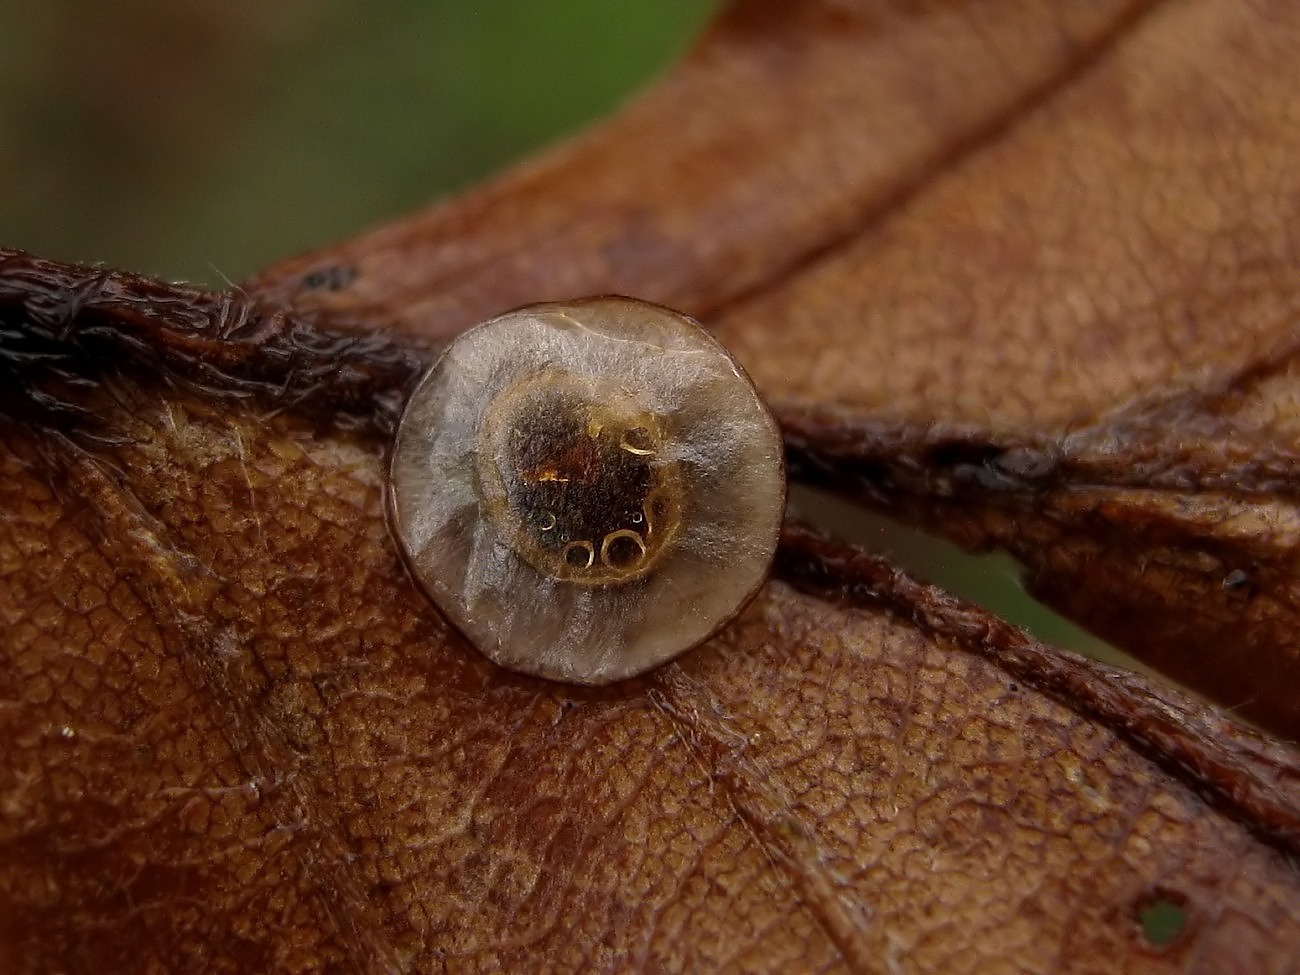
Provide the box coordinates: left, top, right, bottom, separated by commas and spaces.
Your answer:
2, 0, 1299, 972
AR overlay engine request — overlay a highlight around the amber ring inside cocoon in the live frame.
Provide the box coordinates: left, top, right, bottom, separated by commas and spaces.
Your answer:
388, 297, 786, 685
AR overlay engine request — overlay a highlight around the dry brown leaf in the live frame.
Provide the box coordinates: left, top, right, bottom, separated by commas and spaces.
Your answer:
2, 1, 1299, 973
761, 0, 1300, 737
248, 0, 1300, 735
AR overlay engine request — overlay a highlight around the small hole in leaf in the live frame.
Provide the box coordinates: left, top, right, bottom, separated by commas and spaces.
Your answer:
1222, 568, 1250, 589
301, 264, 357, 291
1135, 890, 1189, 948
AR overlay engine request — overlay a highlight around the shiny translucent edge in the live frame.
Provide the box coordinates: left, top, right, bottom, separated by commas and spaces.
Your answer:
388, 297, 786, 685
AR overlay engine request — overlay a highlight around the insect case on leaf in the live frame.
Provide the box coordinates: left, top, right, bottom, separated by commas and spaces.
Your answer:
388, 297, 786, 685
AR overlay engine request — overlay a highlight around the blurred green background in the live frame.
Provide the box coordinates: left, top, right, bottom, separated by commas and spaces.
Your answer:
0, 1, 718, 284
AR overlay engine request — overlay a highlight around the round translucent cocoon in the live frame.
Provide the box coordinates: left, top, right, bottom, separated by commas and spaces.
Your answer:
388, 297, 785, 685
